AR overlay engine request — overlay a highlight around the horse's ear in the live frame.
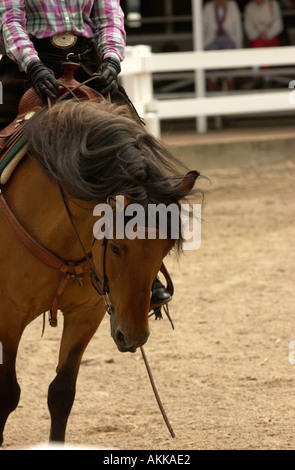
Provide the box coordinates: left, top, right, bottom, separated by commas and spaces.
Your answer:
176, 170, 200, 196
107, 195, 130, 211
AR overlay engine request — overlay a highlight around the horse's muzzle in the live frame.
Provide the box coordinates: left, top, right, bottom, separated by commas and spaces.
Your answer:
114, 328, 149, 353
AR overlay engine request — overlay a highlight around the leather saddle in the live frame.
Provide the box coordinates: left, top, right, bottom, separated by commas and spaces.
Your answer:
0, 62, 103, 183
0, 60, 141, 162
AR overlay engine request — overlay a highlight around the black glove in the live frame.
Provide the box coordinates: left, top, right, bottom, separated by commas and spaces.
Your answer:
27, 60, 59, 101
93, 58, 121, 95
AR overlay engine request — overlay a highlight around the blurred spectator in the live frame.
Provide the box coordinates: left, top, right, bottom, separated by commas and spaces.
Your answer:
203, 0, 243, 90
244, 0, 284, 88
203, 0, 243, 49
244, 0, 283, 47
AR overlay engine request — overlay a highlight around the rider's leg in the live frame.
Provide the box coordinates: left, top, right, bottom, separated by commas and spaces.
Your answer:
0, 55, 27, 130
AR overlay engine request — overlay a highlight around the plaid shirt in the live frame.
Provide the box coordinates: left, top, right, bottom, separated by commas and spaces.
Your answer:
0, 0, 126, 72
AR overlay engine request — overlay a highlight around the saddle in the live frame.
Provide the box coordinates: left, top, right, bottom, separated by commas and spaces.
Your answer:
0, 62, 103, 184
0, 63, 143, 184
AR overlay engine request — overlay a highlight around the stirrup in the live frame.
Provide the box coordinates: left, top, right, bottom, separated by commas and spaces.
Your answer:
149, 263, 174, 329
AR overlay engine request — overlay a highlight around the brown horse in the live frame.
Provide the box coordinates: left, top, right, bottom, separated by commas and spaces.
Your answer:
0, 97, 199, 445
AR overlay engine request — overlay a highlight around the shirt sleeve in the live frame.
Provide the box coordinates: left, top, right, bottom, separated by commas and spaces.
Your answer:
0, 0, 39, 72
244, 4, 260, 41
91, 0, 126, 62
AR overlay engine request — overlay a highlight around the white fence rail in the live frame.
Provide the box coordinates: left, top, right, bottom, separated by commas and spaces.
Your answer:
120, 45, 295, 136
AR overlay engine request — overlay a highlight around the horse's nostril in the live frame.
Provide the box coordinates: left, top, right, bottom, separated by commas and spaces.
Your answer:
115, 329, 128, 348
114, 328, 149, 352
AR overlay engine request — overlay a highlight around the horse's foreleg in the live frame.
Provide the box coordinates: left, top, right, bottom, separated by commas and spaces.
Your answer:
0, 334, 22, 446
47, 304, 105, 443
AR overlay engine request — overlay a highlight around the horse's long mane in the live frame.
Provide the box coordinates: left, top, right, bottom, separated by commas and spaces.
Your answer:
26, 100, 201, 251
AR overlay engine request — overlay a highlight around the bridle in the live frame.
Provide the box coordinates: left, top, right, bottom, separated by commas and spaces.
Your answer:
0, 182, 174, 328
58, 185, 114, 316
0, 184, 113, 328
57, 186, 174, 323
0, 185, 176, 438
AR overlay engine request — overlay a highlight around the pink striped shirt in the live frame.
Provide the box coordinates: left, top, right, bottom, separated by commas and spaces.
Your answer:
0, 0, 126, 72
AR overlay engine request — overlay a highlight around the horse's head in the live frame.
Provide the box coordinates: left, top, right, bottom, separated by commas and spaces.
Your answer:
92, 170, 198, 352
93, 226, 173, 352
26, 100, 201, 352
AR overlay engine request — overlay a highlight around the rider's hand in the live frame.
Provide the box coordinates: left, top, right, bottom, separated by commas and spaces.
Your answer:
93, 58, 121, 95
27, 60, 59, 101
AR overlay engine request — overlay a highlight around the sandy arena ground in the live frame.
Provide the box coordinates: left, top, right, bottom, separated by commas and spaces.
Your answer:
1, 155, 295, 450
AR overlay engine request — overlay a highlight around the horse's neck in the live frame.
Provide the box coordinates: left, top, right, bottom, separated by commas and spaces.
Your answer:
2, 155, 94, 261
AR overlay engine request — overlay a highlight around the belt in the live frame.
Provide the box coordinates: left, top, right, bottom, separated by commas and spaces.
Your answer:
50, 33, 77, 49
31, 35, 93, 53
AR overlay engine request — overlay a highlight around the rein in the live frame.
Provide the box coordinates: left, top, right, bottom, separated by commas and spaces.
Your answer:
58, 185, 113, 315
59, 188, 176, 439
0, 187, 111, 327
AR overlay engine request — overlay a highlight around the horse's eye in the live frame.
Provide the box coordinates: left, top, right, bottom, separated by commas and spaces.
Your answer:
110, 243, 121, 256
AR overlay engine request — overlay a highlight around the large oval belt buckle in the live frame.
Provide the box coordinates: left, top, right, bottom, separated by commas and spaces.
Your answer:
50, 33, 77, 49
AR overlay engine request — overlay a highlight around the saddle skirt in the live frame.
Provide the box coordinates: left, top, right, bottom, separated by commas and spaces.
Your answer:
0, 115, 33, 185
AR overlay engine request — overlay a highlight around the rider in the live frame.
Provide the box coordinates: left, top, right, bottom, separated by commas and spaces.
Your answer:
0, 0, 126, 130
0, 0, 171, 306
